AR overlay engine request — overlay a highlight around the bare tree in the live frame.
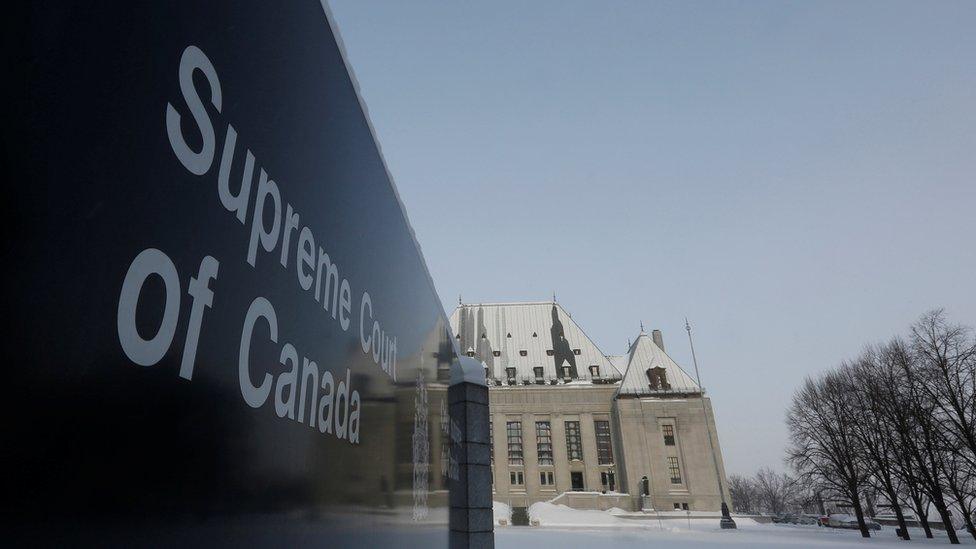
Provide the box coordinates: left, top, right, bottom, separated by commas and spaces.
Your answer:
910, 311, 976, 468
755, 467, 796, 515
787, 370, 873, 537
872, 340, 937, 538
784, 311, 976, 544
898, 338, 962, 544
729, 474, 759, 515
945, 446, 976, 541
846, 350, 912, 539
729, 469, 815, 515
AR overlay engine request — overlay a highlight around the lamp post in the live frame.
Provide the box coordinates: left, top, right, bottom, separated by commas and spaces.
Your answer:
686, 318, 737, 529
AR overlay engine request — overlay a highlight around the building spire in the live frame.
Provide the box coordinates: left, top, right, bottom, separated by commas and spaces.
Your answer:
640, 320, 645, 333
458, 294, 462, 305
552, 291, 557, 303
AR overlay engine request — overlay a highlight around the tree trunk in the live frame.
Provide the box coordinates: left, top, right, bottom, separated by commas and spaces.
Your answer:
892, 504, 910, 541
920, 514, 934, 538
961, 511, 976, 542
884, 485, 910, 540
911, 493, 934, 538
931, 492, 959, 545
851, 493, 871, 538
947, 481, 976, 542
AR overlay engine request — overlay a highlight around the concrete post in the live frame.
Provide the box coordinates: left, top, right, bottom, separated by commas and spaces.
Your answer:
449, 356, 495, 549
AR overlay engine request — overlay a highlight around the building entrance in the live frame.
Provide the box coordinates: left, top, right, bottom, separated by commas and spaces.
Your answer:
571, 472, 585, 491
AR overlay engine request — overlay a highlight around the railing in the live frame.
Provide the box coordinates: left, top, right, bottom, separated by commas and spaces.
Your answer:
615, 384, 704, 397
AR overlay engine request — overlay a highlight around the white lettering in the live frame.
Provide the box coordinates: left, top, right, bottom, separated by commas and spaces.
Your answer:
117, 248, 181, 367
239, 297, 276, 408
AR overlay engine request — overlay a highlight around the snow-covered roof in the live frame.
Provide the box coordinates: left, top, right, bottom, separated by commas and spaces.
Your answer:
616, 331, 701, 396
449, 300, 702, 395
449, 301, 621, 383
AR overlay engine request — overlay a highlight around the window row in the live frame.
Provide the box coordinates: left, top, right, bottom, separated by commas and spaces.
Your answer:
501, 419, 613, 466
493, 365, 603, 383
463, 346, 584, 357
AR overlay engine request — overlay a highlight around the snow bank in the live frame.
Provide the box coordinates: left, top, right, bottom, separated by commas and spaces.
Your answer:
493, 501, 512, 525
527, 502, 626, 527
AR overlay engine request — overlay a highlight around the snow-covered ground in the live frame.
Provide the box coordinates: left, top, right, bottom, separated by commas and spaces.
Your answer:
494, 502, 976, 548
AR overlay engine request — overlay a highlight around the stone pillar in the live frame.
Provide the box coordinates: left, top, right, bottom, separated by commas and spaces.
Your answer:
449, 357, 495, 549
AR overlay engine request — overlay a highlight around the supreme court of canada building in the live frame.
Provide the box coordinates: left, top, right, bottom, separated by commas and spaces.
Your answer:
450, 300, 732, 513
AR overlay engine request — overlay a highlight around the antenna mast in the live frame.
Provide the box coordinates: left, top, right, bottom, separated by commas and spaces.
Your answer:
684, 317, 737, 529
686, 318, 703, 389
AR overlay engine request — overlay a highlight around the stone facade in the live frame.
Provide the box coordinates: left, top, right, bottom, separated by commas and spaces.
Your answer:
450, 301, 731, 513
612, 393, 731, 511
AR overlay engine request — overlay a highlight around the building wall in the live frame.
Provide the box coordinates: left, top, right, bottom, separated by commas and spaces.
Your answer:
613, 394, 730, 512
485, 384, 730, 512
487, 384, 620, 508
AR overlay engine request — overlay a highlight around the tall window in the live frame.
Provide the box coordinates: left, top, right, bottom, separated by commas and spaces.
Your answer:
489, 420, 493, 462
506, 367, 517, 384
589, 365, 600, 378
533, 366, 544, 383
507, 421, 523, 465
667, 456, 682, 484
536, 421, 553, 465
565, 421, 582, 461
595, 420, 614, 465
662, 424, 675, 446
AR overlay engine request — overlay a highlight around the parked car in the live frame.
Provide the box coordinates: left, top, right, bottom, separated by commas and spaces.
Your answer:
797, 514, 819, 525
826, 514, 882, 531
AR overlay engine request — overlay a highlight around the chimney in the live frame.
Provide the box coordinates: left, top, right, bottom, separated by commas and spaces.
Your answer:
651, 329, 665, 351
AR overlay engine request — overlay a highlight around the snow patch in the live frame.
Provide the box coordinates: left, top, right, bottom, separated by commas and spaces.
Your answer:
493, 501, 512, 525
528, 502, 627, 527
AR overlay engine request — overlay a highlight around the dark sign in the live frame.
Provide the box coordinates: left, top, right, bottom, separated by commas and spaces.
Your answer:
5, 2, 454, 546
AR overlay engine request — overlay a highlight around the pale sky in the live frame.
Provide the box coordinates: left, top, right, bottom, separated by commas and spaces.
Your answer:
327, 0, 976, 476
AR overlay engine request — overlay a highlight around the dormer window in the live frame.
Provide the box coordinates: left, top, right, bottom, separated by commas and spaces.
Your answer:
533, 367, 544, 384
484, 367, 491, 380
506, 367, 517, 384
573, 349, 581, 355
589, 365, 600, 378
546, 349, 555, 356
481, 333, 487, 339
466, 350, 475, 358
646, 367, 671, 390
519, 350, 528, 357
562, 366, 572, 380
507, 333, 512, 338
532, 332, 538, 337
455, 334, 460, 339
493, 351, 501, 357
